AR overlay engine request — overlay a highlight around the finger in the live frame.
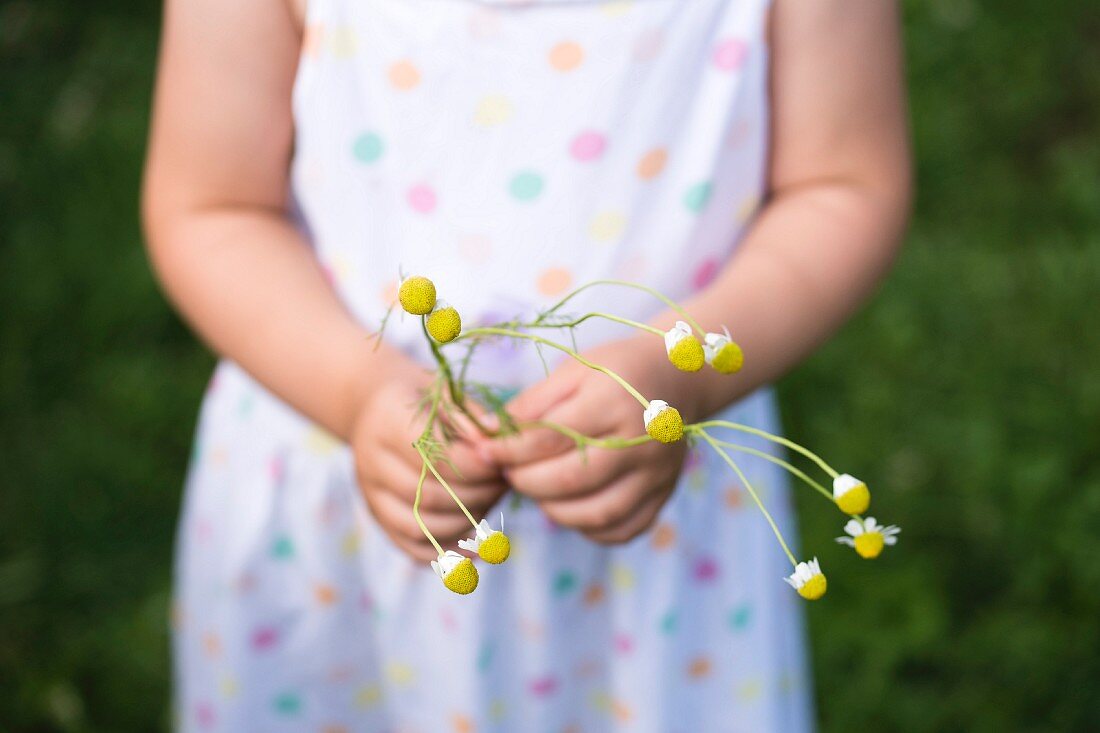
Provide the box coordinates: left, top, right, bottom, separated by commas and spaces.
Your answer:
432, 438, 502, 484
534, 467, 664, 533
487, 389, 620, 468
506, 443, 635, 501
366, 482, 478, 547
582, 487, 670, 545
504, 368, 582, 423
368, 445, 505, 516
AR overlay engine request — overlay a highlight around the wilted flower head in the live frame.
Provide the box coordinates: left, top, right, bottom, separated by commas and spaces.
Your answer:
784, 558, 826, 600
664, 321, 705, 372
398, 275, 437, 315
431, 550, 479, 595
703, 327, 744, 374
643, 400, 684, 443
833, 474, 870, 515
426, 300, 462, 343
458, 515, 511, 565
836, 517, 899, 559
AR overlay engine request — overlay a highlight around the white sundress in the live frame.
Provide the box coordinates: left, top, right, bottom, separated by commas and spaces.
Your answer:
173, 0, 815, 731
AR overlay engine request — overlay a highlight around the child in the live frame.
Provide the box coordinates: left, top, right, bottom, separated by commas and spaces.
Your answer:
143, 0, 909, 730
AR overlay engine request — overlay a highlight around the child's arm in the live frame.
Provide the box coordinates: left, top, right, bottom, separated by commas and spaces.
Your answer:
143, 0, 506, 560
486, 0, 911, 543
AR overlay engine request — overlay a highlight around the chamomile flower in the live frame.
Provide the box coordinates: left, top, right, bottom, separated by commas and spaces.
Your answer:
458, 514, 511, 565
398, 275, 437, 315
783, 558, 827, 600
643, 400, 684, 444
426, 300, 462, 343
836, 517, 900, 559
431, 550, 479, 595
833, 474, 871, 515
703, 327, 744, 374
664, 321, 705, 372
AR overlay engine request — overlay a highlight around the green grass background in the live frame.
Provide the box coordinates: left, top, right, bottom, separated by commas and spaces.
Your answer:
2, 0, 1099, 730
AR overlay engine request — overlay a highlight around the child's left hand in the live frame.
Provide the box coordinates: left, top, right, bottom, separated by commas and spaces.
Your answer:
481, 335, 701, 544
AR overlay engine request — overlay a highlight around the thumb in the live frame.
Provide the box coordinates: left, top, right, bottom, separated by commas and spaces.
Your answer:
506, 370, 581, 423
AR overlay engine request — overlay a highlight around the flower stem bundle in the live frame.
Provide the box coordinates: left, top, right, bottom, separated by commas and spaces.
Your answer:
391, 275, 900, 597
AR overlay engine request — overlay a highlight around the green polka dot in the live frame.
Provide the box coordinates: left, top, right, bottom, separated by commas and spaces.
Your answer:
659, 610, 678, 635
273, 692, 301, 716
727, 604, 752, 631
509, 171, 544, 201
271, 536, 294, 560
684, 181, 713, 213
477, 641, 494, 673
352, 132, 384, 163
552, 571, 577, 596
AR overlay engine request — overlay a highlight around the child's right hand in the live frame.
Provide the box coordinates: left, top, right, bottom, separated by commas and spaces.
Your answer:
349, 369, 509, 562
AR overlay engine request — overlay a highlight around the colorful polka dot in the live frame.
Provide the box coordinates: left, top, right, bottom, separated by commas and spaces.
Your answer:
475, 94, 513, 126
583, 582, 606, 606
684, 181, 713, 212
388, 60, 421, 90
352, 132, 383, 163
451, 713, 475, 733
552, 570, 577, 596
713, 38, 748, 71
250, 626, 279, 651
687, 655, 713, 679
314, 583, 339, 606
637, 147, 667, 179
659, 610, 678, 635
329, 26, 357, 58
589, 211, 626, 242
651, 522, 676, 550
600, 0, 633, 17
354, 684, 381, 710
549, 41, 584, 71
692, 257, 721, 290
386, 661, 416, 687
407, 184, 437, 213
273, 691, 302, 716
509, 170, 544, 201
570, 131, 607, 162
728, 604, 753, 631
537, 267, 573, 296
692, 555, 720, 583
528, 675, 559, 697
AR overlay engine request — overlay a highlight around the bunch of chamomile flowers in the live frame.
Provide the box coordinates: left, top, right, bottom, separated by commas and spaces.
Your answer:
392, 275, 900, 598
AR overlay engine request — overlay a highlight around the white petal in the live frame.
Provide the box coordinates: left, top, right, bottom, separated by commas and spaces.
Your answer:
884, 536, 898, 545
832, 474, 862, 499
844, 519, 864, 537
836, 537, 855, 546
643, 400, 670, 427
457, 538, 479, 552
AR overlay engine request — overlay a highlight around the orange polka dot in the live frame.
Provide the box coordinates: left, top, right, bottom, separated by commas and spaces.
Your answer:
549, 41, 584, 71
650, 522, 676, 550
323, 726, 350, 733
202, 632, 221, 658
388, 60, 421, 90
450, 713, 475, 733
583, 583, 606, 606
537, 267, 572, 296
724, 487, 743, 508
314, 583, 339, 606
637, 148, 667, 179
688, 655, 713, 679
612, 698, 634, 722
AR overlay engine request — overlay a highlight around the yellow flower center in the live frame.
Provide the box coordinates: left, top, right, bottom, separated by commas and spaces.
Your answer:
836, 483, 870, 515
710, 342, 744, 374
442, 558, 479, 595
646, 407, 684, 444
797, 573, 827, 600
668, 336, 705, 372
398, 276, 437, 315
427, 306, 462, 343
478, 532, 511, 565
854, 532, 885, 559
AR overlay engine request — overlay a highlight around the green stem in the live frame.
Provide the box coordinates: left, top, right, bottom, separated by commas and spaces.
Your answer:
521, 420, 654, 449
412, 462, 444, 557
458, 327, 649, 408
424, 317, 501, 438
695, 429, 798, 567
707, 438, 834, 504
540, 279, 705, 335
694, 419, 839, 478
416, 443, 481, 530
523, 311, 665, 337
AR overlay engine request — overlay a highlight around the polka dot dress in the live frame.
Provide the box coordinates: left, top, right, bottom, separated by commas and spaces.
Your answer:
173, 0, 814, 731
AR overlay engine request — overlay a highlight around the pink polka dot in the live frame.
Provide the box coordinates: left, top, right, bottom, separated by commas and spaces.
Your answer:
614, 633, 635, 655
251, 626, 279, 651
693, 555, 720, 583
569, 131, 607, 162
195, 702, 216, 729
406, 184, 437, 213
528, 675, 559, 697
692, 257, 721, 290
713, 38, 748, 71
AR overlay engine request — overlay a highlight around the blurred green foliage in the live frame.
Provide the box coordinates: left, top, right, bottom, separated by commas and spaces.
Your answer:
1, 0, 1099, 730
